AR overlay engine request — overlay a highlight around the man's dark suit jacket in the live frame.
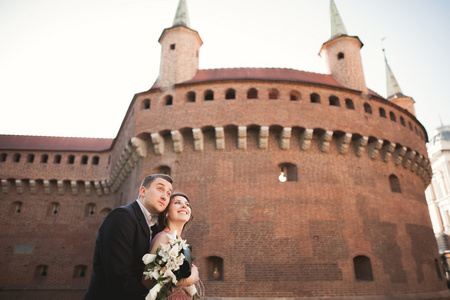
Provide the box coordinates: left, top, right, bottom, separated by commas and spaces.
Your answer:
84, 200, 159, 300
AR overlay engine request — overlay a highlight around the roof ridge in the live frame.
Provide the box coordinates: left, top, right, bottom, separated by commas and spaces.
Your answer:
0, 134, 113, 140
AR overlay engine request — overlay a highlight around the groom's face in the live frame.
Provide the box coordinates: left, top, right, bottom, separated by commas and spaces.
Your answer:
140, 178, 172, 215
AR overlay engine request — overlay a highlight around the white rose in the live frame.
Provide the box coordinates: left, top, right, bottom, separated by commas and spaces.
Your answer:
142, 253, 157, 265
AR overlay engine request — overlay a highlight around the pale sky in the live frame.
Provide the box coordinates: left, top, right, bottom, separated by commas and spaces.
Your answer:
1, 0, 449, 140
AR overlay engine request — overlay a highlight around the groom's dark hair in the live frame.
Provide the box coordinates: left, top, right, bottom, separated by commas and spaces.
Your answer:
140, 174, 173, 189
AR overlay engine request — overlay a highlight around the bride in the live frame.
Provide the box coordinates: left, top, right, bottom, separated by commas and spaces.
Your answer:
149, 192, 199, 299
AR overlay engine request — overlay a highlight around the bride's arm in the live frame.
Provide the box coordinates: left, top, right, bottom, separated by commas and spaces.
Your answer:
176, 264, 199, 287
142, 234, 171, 289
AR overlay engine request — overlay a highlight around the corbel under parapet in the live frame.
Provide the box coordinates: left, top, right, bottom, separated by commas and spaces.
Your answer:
193, 128, 204, 151
85, 181, 92, 196
94, 181, 102, 196
215, 127, 225, 150
368, 139, 383, 160
402, 150, 416, 169
300, 129, 314, 151
281, 127, 292, 150
319, 131, 333, 153
381, 142, 396, 163
43, 180, 51, 194
57, 180, 64, 195
393, 146, 407, 166
238, 126, 247, 150
171, 130, 183, 153
15, 180, 24, 194
411, 154, 423, 173
1, 179, 10, 193
337, 133, 352, 155
29, 180, 37, 194
101, 180, 109, 195
131, 137, 147, 157
354, 136, 368, 157
151, 133, 165, 155
259, 126, 269, 150
71, 181, 78, 195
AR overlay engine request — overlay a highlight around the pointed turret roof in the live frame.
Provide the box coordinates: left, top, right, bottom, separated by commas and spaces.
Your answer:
384, 51, 405, 99
330, 0, 347, 39
172, 0, 190, 28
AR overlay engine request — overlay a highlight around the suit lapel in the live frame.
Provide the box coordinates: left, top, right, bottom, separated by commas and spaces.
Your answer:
131, 200, 151, 241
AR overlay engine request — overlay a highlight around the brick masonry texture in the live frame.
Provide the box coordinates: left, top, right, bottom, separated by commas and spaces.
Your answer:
0, 4, 447, 300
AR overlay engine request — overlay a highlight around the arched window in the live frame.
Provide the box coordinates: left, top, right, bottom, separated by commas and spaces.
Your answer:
155, 165, 171, 176
268, 88, 279, 100
68, 155, 75, 164
143, 98, 150, 110
400, 117, 406, 126
247, 88, 258, 99
35, 265, 48, 278
364, 103, 372, 114
100, 208, 112, 217
204, 90, 214, 101
278, 163, 298, 182
81, 155, 88, 165
379, 108, 386, 118
165, 95, 173, 106
225, 89, 236, 100
310, 93, 320, 103
389, 112, 396, 122
86, 203, 96, 216
329, 96, 340, 107
353, 256, 373, 281
50, 202, 60, 215
27, 154, 35, 163
13, 201, 22, 214
345, 99, 355, 110
207, 256, 223, 281
54, 155, 61, 164
290, 90, 300, 101
92, 156, 99, 165
13, 153, 21, 163
338, 52, 344, 60
73, 265, 88, 278
0, 153, 7, 162
389, 174, 401, 193
187, 91, 196, 103
41, 154, 48, 163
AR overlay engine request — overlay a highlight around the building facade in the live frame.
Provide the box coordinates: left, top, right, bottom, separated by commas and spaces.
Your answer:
1, 1, 449, 299
426, 126, 450, 253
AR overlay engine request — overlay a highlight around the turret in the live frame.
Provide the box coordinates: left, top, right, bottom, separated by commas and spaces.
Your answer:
319, 0, 367, 92
384, 50, 416, 115
157, 0, 203, 88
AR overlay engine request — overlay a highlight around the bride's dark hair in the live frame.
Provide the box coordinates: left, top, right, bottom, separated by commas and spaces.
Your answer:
158, 192, 193, 232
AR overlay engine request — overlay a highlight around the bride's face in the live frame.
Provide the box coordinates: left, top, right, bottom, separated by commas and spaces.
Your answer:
167, 195, 191, 223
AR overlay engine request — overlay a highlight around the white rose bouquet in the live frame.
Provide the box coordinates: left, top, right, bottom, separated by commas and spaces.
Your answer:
142, 231, 200, 300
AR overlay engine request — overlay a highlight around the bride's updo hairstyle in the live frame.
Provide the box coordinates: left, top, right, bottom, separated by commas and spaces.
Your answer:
158, 192, 193, 232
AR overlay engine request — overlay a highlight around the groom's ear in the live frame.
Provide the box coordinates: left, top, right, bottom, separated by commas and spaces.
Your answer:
139, 186, 146, 198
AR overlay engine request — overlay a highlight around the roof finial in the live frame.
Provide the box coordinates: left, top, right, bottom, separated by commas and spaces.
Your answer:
383, 40, 404, 100
330, 0, 347, 39
173, 0, 190, 28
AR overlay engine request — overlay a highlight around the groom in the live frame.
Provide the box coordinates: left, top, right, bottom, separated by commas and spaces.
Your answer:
84, 174, 173, 300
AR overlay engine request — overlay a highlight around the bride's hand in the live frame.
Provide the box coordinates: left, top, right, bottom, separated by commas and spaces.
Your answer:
178, 264, 199, 287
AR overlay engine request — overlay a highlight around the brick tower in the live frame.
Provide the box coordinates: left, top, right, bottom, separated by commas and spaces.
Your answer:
0, 1, 448, 299
319, 0, 367, 92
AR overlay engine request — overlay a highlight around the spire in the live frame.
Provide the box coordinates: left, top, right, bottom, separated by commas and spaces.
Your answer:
330, 0, 347, 39
172, 0, 190, 28
384, 50, 404, 99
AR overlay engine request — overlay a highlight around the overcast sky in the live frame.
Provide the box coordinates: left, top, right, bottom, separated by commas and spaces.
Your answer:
1, 0, 449, 140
